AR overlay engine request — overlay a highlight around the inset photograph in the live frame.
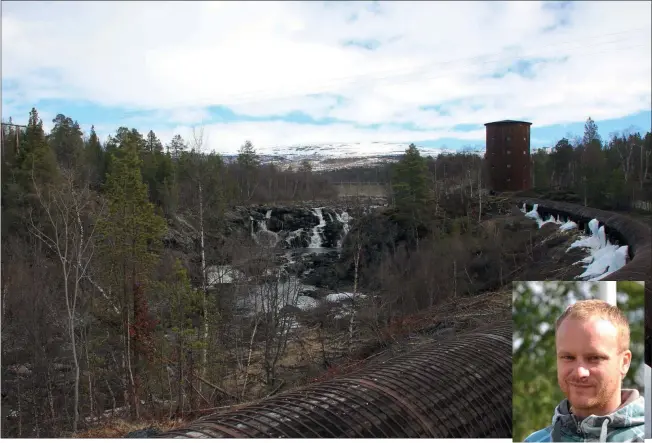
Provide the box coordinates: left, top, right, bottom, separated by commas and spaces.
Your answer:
513, 281, 646, 442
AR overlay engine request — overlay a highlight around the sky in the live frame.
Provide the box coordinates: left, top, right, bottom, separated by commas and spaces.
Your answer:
2, 1, 651, 154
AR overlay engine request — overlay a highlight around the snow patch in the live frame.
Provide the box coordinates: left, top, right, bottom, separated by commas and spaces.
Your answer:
559, 220, 578, 231
207, 265, 244, 285
296, 295, 319, 311
325, 292, 367, 303
523, 204, 628, 281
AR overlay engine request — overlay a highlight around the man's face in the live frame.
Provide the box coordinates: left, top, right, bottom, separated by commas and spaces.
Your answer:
556, 315, 631, 416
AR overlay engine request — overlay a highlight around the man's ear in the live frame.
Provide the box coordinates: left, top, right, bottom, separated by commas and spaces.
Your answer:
621, 350, 632, 378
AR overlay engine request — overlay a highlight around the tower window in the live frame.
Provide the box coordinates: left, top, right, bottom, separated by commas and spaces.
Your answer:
506, 150, 511, 155
507, 164, 511, 168
523, 150, 526, 155
523, 137, 526, 141
506, 136, 511, 142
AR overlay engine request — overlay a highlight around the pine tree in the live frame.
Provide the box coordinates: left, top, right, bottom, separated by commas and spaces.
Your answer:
582, 117, 601, 147
1, 118, 24, 236
164, 259, 204, 415
84, 125, 106, 188
237, 140, 259, 168
98, 140, 167, 419
237, 140, 259, 200
145, 130, 163, 153
17, 108, 59, 191
141, 130, 168, 206
580, 117, 606, 206
50, 114, 84, 169
166, 134, 187, 159
156, 152, 178, 216
392, 143, 429, 217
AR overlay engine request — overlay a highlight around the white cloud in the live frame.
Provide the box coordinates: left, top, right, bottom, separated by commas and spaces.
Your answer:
227, 95, 341, 119
2, 0, 651, 151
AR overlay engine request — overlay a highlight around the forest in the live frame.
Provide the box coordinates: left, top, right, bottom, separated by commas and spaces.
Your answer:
1, 109, 650, 437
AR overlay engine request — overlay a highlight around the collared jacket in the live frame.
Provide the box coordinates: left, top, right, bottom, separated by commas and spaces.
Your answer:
524, 389, 645, 442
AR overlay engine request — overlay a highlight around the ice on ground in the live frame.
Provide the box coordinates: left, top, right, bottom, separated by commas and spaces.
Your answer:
564, 219, 625, 280
207, 265, 244, 285
296, 295, 319, 311
576, 244, 628, 280
325, 292, 367, 303
539, 214, 559, 228
588, 245, 628, 281
522, 205, 628, 281
559, 220, 578, 231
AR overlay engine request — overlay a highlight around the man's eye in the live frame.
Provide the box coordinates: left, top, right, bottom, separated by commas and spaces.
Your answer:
560, 356, 573, 360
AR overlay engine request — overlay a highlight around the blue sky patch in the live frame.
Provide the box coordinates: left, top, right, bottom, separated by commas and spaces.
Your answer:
541, 1, 574, 33
342, 39, 381, 51
487, 59, 542, 80
531, 110, 652, 147
452, 123, 482, 132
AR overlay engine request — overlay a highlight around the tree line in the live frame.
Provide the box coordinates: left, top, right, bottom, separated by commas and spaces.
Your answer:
0, 108, 338, 437
529, 117, 652, 210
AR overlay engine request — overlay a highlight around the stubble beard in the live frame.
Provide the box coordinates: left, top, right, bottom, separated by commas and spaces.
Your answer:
564, 379, 617, 415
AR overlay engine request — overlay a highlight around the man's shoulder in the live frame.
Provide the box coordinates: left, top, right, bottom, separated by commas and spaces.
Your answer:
608, 423, 646, 442
524, 426, 554, 442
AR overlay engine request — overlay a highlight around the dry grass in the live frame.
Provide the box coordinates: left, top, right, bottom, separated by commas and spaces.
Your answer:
218, 325, 349, 400
334, 183, 387, 198
74, 418, 181, 438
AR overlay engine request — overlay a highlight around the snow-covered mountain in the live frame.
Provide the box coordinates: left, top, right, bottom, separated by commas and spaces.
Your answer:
225, 142, 462, 171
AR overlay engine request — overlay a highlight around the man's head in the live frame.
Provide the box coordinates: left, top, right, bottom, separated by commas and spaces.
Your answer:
555, 299, 632, 417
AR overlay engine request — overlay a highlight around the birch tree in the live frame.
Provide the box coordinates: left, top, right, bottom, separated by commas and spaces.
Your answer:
28, 169, 102, 433
188, 127, 210, 388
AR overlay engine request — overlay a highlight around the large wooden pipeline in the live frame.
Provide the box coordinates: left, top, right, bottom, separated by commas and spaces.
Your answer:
155, 320, 513, 438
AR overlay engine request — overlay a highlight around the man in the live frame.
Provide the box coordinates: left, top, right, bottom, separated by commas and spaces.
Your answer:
525, 299, 645, 442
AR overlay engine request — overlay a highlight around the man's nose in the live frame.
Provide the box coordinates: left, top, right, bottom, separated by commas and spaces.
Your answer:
575, 365, 590, 378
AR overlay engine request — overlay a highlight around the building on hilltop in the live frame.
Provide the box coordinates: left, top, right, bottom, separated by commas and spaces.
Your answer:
484, 120, 532, 192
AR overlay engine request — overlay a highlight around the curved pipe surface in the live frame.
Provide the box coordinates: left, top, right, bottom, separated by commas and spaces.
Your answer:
156, 320, 512, 438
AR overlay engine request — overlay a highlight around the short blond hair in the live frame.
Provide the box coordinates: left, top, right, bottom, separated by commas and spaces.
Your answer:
555, 299, 630, 351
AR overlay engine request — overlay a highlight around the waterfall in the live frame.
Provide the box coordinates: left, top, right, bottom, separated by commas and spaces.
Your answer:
286, 228, 303, 246
252, 213, 279, 247
309, 208, 326, 249
335, 211, 351, 248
